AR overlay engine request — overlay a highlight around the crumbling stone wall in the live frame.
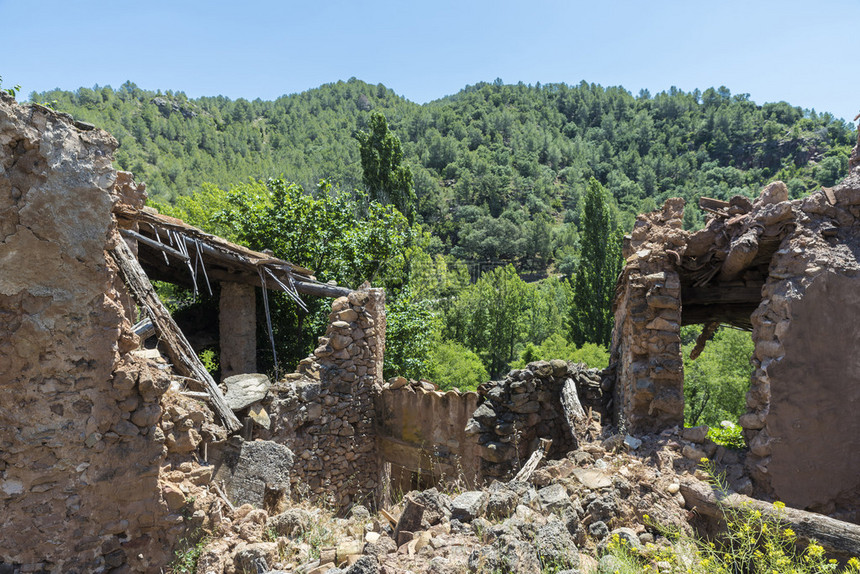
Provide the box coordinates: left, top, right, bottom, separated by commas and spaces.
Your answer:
608, 199, 687, 434
259, 289, 385, 509
610, 130, 860, 518
0, 93, 199, 572
465, 361, 605, 480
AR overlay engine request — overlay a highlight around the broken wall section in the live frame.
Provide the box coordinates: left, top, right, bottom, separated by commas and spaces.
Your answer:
464, 361, 605, 480
608, 199, 687, 434
744, 167, 860, 520
0, 94, 182, 572
260, 289, 385, 509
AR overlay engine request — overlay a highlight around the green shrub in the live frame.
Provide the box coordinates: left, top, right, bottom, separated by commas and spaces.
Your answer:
708, 421, 745, 450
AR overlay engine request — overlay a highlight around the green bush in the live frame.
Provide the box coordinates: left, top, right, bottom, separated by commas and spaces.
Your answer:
427, 340, 489, 391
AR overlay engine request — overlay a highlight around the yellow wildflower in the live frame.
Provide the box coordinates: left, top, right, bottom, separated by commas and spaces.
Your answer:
772, 500, 786, 510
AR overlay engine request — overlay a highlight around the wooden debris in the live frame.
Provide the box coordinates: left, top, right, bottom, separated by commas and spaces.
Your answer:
119, 227, 189, 263
213, 481, 236, 513
514, 438, 552, 482
680, 480, 860, 559
560, 377, 586, 440
698, 196, 730, 215
690, 322, 720, 360
132, 317, 156, 341
109, 236, 242, 432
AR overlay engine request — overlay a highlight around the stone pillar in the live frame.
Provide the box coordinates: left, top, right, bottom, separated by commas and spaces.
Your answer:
219, 282, 257, 378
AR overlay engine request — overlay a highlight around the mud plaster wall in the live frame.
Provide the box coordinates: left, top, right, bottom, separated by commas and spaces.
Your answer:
375, 385, 480, 490
742, 168, 860, 519
258, 289, 385, 509
0, 94, 182, 572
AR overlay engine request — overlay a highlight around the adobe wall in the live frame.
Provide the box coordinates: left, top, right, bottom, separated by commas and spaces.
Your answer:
375, 381, 481, 491
259, 289, 385, 509
0, 93, 206, 572
610, 131, 860, 519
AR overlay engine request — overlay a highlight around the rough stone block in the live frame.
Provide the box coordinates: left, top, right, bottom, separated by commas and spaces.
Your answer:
450, 491, 488, 522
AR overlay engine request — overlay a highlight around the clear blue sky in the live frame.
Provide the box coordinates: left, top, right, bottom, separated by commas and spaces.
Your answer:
2, 0, 858, 122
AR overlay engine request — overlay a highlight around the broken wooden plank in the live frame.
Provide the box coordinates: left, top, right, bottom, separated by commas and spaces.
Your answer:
108, 236, 242, 432
514, 438, 552, 482
133, 318, 156, 340
680, 480, 860, 559
119, 227, 190, 263
560, 377, 586, 440
698, 197, 730, 211
136, 239, 352, 298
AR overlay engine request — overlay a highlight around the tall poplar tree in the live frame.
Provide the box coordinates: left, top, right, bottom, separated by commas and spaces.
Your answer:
354, 111, 416, 223
570, 178, 622, 347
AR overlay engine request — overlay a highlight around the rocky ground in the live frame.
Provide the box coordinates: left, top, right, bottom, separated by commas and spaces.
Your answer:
180, 422, 733, 574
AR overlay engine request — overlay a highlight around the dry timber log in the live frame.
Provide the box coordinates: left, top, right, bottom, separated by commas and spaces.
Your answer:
680, 481, 860, 558
699, 197, 730, 215
719, 229, 760, 281
119, 228, 189, 262
560, 377, 586, 439
514, 438, 552, 482
133, 318, 156, 340
109, 236, 242, 432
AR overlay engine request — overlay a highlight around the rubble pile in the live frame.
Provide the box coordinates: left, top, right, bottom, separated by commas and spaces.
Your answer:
190, 430, 704, 574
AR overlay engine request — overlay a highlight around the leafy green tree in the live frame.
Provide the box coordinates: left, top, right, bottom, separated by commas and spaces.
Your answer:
510, 333, 609, 370
444, 264, 530, 378
682, 325, 754, 426
354, 111, 416, 222
570, 178, 622, 347
383, 288, 441, 380
165, 178, 414, 372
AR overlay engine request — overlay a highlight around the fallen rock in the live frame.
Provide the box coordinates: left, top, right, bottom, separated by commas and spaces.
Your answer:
681, 425, 709, 444
537, 483, 570, 513
571, 468, 612, 490
268, 507, 312, 536
535, 521, 579, 570
223, 373, 270, 411
451, 491, 488, 523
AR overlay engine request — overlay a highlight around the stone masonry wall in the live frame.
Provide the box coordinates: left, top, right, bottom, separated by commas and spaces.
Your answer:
0, 94, 193, 572
259, 289, 385, 510
608, 198, 687, 434
465, 360, 605, 480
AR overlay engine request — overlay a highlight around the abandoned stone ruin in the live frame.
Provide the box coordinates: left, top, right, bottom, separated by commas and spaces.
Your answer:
2, 91, 860, 572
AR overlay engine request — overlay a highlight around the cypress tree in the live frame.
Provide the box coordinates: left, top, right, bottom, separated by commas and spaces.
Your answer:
570, 178, 622, 347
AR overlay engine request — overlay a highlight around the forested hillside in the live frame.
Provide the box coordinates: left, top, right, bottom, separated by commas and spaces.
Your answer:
31, 79, 856, 427
34, 79, 854, 273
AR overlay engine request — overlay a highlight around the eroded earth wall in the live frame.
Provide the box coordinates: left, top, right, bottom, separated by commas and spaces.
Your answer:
375, 381, 481, 491
610, 130, 860, 518
0, 93, 180, 571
